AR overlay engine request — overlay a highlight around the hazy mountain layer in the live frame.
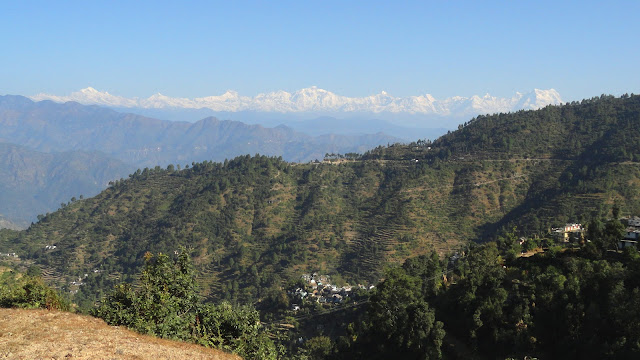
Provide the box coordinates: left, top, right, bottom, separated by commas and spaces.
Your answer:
29, 87, 563, 133
107, 108, 451, 140
0, 95, 400, 167
0, 96, 402, 225
0, 142, 134, 227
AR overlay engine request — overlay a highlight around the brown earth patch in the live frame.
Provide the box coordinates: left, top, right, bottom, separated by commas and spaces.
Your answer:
0, 308, 240, 360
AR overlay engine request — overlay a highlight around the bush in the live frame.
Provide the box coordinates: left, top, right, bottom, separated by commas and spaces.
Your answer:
93, 249, 280, 359
0, 275, 69, 311
545, 245, 563, 259
302, 336, 334, 360
93, 250, 198, 340
194, 302, 279, 360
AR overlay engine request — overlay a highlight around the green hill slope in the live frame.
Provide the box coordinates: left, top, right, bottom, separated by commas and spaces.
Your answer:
365, 94, 640, 233
2, 94, 640, 306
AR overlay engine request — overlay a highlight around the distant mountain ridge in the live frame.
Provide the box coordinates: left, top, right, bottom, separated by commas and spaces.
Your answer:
30, 87, 563, 117
0, 95, 402, 225
0, 142, 134, 227
0, 95, 401, 167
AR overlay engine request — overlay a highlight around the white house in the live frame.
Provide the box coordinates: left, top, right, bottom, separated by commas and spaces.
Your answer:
552, 223, 584, 242
625, 228, 640, 240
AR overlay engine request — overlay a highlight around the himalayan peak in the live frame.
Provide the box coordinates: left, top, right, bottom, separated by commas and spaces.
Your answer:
30, 87, 563, 116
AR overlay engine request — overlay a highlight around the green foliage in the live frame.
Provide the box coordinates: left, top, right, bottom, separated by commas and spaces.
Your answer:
350, 261, 445, 359
604, 218, 625, 251
434, 236, 640, 359
93, 250, 199, 339
93, 249, 279, 359
96, 252, 191, 336
587, 207, 625, 253
545, 245, 563, 259
0, 273, 69, 311
301, 336, 334, 360
521, 238, 540, 252
194, 302, 279, 360
444, 244, 509, 353
402, 251, 443, 297
26, 265, 42, 277
497, 226, 522, 262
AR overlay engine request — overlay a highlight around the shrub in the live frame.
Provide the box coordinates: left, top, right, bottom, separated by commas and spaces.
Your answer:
93, 250, 198, 340
93, 249, 280, 359
194, 302, 279, 360
0, 275, 69, 311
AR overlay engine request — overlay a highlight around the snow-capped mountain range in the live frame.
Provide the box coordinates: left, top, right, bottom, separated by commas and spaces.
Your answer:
30, 87, 563, 117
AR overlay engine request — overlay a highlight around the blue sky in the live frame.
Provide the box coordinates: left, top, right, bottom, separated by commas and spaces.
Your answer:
1, 1, 638, 101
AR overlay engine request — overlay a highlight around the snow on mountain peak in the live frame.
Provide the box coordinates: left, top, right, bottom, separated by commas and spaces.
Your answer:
81, 87, 100, 94
29, 87, 563, 116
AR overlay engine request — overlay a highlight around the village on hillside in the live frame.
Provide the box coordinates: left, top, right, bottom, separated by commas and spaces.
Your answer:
288, 273, 374, 312
550, 215, 640, 250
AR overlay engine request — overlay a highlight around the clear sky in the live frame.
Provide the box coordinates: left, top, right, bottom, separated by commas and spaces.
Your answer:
1, 0, 638, 101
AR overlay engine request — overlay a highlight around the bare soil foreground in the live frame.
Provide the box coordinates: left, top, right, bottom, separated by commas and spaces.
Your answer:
0, 308, 240, 360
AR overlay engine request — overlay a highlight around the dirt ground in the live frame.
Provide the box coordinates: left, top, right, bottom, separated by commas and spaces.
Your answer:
0, 308, 240, 360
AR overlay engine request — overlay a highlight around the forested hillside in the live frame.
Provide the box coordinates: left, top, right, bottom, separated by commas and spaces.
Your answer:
334, 236, 640, 359
1, 94, 640, 308
365, 94, 640, 234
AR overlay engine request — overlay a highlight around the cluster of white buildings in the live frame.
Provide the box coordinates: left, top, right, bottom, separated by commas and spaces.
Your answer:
620, 216, 640, 249
552, 223, 584, 242
290, 273, 374, 310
